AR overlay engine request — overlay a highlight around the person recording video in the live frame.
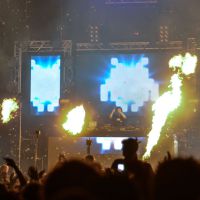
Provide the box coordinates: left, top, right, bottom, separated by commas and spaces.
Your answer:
109, 106, 127, 126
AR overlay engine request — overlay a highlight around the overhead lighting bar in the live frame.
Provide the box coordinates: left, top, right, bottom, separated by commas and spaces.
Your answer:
105, 0, 158, 4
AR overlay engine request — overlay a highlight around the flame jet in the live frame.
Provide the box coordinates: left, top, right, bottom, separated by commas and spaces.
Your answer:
1, 98, 19, 123
143, 53, 197, 159
62, 105, 86, 135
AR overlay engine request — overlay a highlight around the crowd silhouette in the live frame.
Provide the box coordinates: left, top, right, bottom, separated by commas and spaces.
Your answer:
0, 138, 200, 200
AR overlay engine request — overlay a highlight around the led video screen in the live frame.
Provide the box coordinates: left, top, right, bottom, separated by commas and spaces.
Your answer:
30, 55, 61, 115
75, 53, 174, 135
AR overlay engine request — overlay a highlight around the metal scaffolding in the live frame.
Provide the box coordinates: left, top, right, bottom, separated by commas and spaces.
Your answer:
14, 40, 73, 94
13, 40, 73, 168
76, 40, 185, 52
105, 0, 158, 4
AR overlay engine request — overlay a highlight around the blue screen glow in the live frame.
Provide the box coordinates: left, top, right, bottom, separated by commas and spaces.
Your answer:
96, 137, 125, 151
95, 137, 145, 154
100, 57, 159, 112
31, 56, 61, 113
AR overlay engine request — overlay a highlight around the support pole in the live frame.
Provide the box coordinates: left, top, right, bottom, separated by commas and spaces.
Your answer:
34, 130, 41, 168
18, 45, 22, 169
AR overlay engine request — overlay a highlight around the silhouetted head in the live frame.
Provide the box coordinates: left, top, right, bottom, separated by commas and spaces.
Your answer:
22, 182, 42, 200
44, 160, 100, 200
85, 155, 94, 162
94, 173, 141, 200
122, 138, 139, 161
58, 153, 66, 163
155, 158, 200, 200
28, 166, 39, 181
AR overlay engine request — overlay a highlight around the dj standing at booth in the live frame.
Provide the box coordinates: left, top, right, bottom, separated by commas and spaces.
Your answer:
109, 106, 127, 126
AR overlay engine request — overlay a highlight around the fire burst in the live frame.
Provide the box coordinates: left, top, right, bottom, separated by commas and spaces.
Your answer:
1, 98, 19, 123
143, 53, 197, 159
62, 105, 86, 135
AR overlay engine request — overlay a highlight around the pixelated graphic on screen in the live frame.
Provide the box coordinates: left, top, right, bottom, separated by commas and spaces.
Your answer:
31, 56, 61, 113
100, 57, 159, 112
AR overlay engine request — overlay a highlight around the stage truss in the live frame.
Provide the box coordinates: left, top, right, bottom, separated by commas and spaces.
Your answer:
13, 40, 73, 95
76, 37, 199, 52
13, 40, 72, 169
76, 40, 189, 52
105, 0, 158, 4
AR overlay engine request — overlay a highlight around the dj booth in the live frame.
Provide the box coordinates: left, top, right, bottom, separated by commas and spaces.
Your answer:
83, 123, 149, 137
